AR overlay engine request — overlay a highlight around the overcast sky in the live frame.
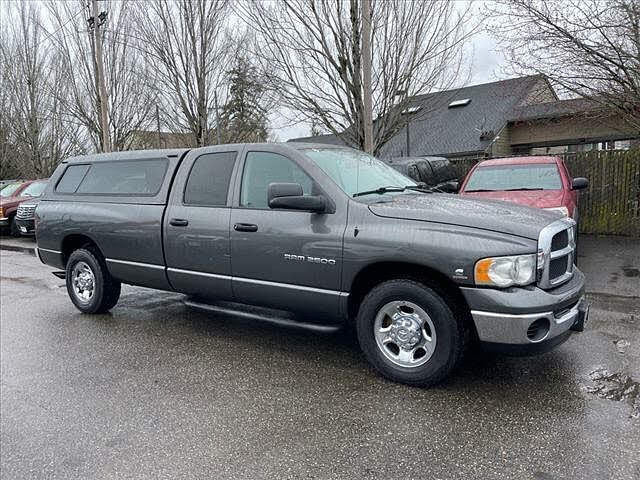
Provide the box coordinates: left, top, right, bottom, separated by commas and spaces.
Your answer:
272, 26, 508, 141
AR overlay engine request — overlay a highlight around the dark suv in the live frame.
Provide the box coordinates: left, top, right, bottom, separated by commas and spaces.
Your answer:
385, 157, 459, 192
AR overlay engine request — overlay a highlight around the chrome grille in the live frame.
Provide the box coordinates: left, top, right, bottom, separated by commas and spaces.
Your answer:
16, 204, 36, 219
537, 218, 576, 289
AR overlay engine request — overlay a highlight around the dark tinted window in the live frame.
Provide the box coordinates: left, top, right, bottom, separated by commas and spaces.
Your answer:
430, 159, 456, 183
76, 159, 168, 195
56, 165, 90, 193
184, 152, 237, 206
240, 152, 312, 208
415, 161, 435, 185
407, 164, 420, 181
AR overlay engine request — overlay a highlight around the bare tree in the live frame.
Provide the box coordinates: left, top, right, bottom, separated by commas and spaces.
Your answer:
47, 0, 155, 152
239, 0, 476, 154
489, 0, 640, 130
132, 0, 232, 147
0, 3, 83, 177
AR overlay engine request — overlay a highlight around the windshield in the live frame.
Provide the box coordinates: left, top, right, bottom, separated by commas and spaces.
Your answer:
20, 181, 47, 197
302, 148, 416, 197
465, 164, 562, 191
0, 182, 23, 197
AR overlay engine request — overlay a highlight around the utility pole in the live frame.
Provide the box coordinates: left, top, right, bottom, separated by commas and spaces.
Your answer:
214, 90, 221, 145
90, 0, 111, 152
156, 104, 162, 149
361, 0, 373, 154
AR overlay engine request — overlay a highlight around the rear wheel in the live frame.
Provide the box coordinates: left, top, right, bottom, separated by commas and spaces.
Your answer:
356, 279, 468, 387
65, 247, 121, 313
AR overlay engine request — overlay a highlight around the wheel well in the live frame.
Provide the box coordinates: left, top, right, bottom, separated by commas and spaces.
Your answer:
61, 234, 102, 266
347, 262, 473, 323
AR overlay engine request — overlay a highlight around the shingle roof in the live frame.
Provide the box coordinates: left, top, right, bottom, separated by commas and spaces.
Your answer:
378, 75, 546, 158
509, 97, 600, 122
288, 133, 346, 146
289, 75, 552, 157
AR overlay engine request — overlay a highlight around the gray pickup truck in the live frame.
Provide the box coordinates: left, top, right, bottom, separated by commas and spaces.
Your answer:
36, 143, 588, 386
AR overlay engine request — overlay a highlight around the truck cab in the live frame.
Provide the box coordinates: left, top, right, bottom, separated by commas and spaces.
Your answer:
35, 144, 588, 386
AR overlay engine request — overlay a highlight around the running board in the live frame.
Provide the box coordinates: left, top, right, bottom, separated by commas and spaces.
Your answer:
182, 298, 342, 333
51, 271, 66, 279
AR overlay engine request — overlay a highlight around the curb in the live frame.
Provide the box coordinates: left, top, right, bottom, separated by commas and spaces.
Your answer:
0, 242, 36, 256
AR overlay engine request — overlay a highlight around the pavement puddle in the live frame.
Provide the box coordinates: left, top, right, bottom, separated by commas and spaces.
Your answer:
585, 367, 640, 419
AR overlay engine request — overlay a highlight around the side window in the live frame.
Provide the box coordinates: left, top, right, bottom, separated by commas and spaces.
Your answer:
55, 164, 90, 193
184, 152, 237, 206
416, 161, 435, 185
407, 163, 420, 181
77, 159, 168, 195
240, 152, 312, 209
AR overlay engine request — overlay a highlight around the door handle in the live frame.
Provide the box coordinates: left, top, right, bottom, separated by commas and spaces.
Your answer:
234, 223, 258, 232
170, 218, 189, 227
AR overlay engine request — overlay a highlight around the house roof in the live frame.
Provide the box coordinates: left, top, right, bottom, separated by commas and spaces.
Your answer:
378, 75, 546, 158
289, 75, 551, 157
288, 133, 346, 146
509, 97, 600, 122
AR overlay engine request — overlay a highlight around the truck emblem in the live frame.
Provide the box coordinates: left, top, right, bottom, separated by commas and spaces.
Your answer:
284, 254, 336, 265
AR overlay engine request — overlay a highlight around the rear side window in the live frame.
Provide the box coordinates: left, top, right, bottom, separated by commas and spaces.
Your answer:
430, 160, 456, 183
183, 152, 237, 206
415, 161, 435, 185
56, 165, 90, 193
76, 159, 168, 195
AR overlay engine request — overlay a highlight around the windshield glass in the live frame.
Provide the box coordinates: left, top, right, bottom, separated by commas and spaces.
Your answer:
0, 182, 23, 197
20, 181, 47, 197
465, 164, 562, 191
302, 148, 416, 197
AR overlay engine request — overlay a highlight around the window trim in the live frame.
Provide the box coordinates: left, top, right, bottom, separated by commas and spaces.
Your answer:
182, 151, 238, 208
237, 150, 315, 211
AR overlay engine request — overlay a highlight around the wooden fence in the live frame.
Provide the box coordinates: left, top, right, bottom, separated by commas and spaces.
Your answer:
449, 149, 640, 237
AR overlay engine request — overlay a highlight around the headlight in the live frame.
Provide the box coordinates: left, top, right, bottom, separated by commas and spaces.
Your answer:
543, 206, 569, 217
475, 254, 537, 287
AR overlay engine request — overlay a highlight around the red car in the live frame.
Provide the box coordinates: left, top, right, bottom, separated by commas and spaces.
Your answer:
459, 156, 588, 221
0, 179, 49, 236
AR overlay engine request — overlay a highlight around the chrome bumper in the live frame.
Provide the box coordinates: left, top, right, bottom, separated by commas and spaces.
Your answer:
471, 296, 588, 345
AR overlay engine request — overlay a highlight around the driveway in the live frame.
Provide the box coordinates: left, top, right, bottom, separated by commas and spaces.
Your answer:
1, 235, 638, 479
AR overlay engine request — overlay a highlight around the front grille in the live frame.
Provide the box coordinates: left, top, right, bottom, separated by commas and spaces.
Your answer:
16, 204, 36, 219
538, 219, 576, 289
551, 229, 568, 250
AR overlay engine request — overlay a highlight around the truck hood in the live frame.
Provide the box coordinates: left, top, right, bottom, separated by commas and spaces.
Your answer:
368, 193, 561, 240
461, 189, 564, 209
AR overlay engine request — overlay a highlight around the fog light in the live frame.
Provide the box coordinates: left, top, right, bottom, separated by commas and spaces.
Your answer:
527, 318, 550, 342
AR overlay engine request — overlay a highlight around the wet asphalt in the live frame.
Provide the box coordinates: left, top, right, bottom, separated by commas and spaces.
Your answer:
1, 239, 639, 479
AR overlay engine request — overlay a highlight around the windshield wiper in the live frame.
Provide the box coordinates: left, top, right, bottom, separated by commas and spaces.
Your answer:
502, 187, 544, 191
463, 188, 496, 192
353, 186, 406, 197
404, 184, 434, 193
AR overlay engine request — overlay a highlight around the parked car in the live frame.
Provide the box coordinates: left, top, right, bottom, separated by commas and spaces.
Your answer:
36, 145, 587, 387
15, 198, 41, 236
0, 179, 48, 236
386, 156, 459, 192
459, 156, 589, 221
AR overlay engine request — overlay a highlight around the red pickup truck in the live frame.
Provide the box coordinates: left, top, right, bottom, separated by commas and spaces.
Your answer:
459, 156, 588, 221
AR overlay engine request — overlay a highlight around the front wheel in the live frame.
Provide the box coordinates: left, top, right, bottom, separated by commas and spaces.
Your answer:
356, 279, 468, 387
66, 247, 121, 313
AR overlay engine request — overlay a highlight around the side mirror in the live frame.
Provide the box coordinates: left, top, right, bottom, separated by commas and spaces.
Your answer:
571, 177, 589, 190
268, 183, 326, 213
445, 180, 460, 193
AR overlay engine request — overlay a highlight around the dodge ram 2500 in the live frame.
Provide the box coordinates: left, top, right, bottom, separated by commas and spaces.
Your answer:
35, 143, 588, 386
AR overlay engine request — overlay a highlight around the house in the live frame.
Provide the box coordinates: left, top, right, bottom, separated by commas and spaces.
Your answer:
289, 75, 638, 159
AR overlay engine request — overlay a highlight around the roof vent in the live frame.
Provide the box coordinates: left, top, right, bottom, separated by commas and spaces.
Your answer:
402, 106, 422, 114
448, 98, 471, 108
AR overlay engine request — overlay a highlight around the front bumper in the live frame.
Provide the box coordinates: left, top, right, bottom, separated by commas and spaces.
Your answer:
15, 218, 35, 235
461, 268, 588, 353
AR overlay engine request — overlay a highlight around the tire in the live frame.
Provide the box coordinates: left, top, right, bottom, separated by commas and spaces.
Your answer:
65, 247, 121, 313
356, 279, 468, 387
9, 216, 20, 237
